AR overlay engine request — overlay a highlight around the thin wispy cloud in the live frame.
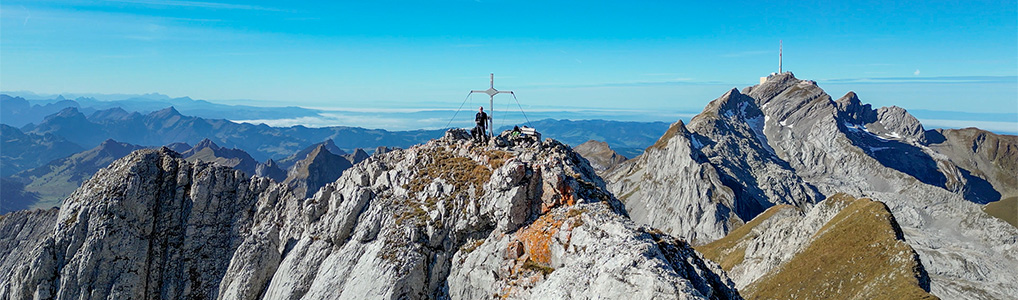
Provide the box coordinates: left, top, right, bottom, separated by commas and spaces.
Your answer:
21, 6, 31, 26
821, 75, 1018, 84
106, 0, 284, 12
522, 78, 730, 89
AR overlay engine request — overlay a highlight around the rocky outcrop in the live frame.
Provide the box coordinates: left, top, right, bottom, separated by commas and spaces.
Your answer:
343, 148, 370, 165
696, 194, 936, 299
926, 128, 1018, 200
607, 88, 821, 245
572, 140, 627, 176
607, 120, 741, 245
0, 208, 59, 296
255, 159, 287, 182
739, 73, 1016, 299
0, 131, 741, 299
182, 138, 259, 175
277, 139, 347, 170
282, 144, 353, 198
374, 146, 397, 155
2, 148, 285, 299
609, 72, 1017, 298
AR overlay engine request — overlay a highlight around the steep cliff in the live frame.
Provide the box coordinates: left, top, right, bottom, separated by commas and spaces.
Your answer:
697, 194, 936, 299
0, 130, 741, 299
609, 72, 1018, 299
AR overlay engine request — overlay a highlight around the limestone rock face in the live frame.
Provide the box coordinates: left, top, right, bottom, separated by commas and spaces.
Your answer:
2, 147, 284, 299
0, 208, 59, 296
685, 89, 821, 220
607, 88, 821, 245
696, 194, 936, 299
571, 140, 627, 176
607, 120, 741, 245
0, 131, 740, 299
611, 72, 1016, 299
926, 128, 1018, 200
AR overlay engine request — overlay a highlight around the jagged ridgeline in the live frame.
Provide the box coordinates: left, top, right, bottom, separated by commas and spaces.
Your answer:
608, 72, 1018, 299
0, 129, 740, 299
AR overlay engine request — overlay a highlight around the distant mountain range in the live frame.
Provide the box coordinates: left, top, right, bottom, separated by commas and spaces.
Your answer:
1, 97, 677, 213
498, 119, 669, 158
19, 106, 445, 162
1, 94, 319, 127
1, 76, 1016, 299
9, 139, 146, 210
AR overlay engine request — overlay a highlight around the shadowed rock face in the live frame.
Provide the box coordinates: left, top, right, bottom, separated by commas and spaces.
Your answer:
572, 140, 627, 176
282, 144, 353, 198
255, 159, 287, 182
0, 131, 741, 300
182, 138, 260, 176
610, 72, 1018, 299
277, 139, 347, 170
926, 128, 1018, 200
608, 87, 822, 245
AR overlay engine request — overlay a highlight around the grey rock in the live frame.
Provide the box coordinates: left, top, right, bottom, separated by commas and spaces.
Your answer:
0, 208, 59, 297
182, 138, 260, 176
0, 130, 740, 300
343, 148, 370, 165
572, 140, 627, 176
282, 144, 353, 198
255, 159, 287, 182
607, 120, 741, 245
276, 139, 346, 170
745, 72, 1017, 299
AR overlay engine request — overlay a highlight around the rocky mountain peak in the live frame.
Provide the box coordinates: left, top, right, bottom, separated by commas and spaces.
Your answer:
188, 138, 220, 152
835, 91, 877, 124
874, 105, 926, 144
150, 106, 182, 118
610, 73, 1018, 298
180, 138, 258, 175
346, 148, 370, 165
277, 139, 346, 169
572, 140, 627, 176
0, 130, 742, 299
321, 139, 346, 155
254, 159, 287, 182
282, 143, 353, 198
46, 107, 86, 121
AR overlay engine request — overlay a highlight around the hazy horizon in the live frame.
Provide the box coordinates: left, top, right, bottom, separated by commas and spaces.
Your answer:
1, 1, 1016, 133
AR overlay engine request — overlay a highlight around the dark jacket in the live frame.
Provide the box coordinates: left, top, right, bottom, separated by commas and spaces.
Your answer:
475, 112, 488, 127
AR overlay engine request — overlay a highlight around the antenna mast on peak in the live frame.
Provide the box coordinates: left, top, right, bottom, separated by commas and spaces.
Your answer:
779, 40, 783, 74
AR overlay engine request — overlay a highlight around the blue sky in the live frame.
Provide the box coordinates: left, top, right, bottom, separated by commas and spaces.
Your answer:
1, 1, 1016, 130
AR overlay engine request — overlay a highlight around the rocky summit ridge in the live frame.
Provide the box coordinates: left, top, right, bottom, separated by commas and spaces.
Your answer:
0, 129, 740, 299
608, 72, 1018, 299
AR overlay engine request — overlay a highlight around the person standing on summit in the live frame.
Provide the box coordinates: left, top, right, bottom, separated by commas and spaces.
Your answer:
474, 106, 489, 141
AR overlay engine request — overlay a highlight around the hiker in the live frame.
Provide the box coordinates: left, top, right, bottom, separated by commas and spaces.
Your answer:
474, 106, 489, 142
511, 125, 522, 138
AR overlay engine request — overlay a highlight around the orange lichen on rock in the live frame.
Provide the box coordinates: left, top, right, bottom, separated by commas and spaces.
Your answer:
513, 213, 564, 265
560, 184, 575, 206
